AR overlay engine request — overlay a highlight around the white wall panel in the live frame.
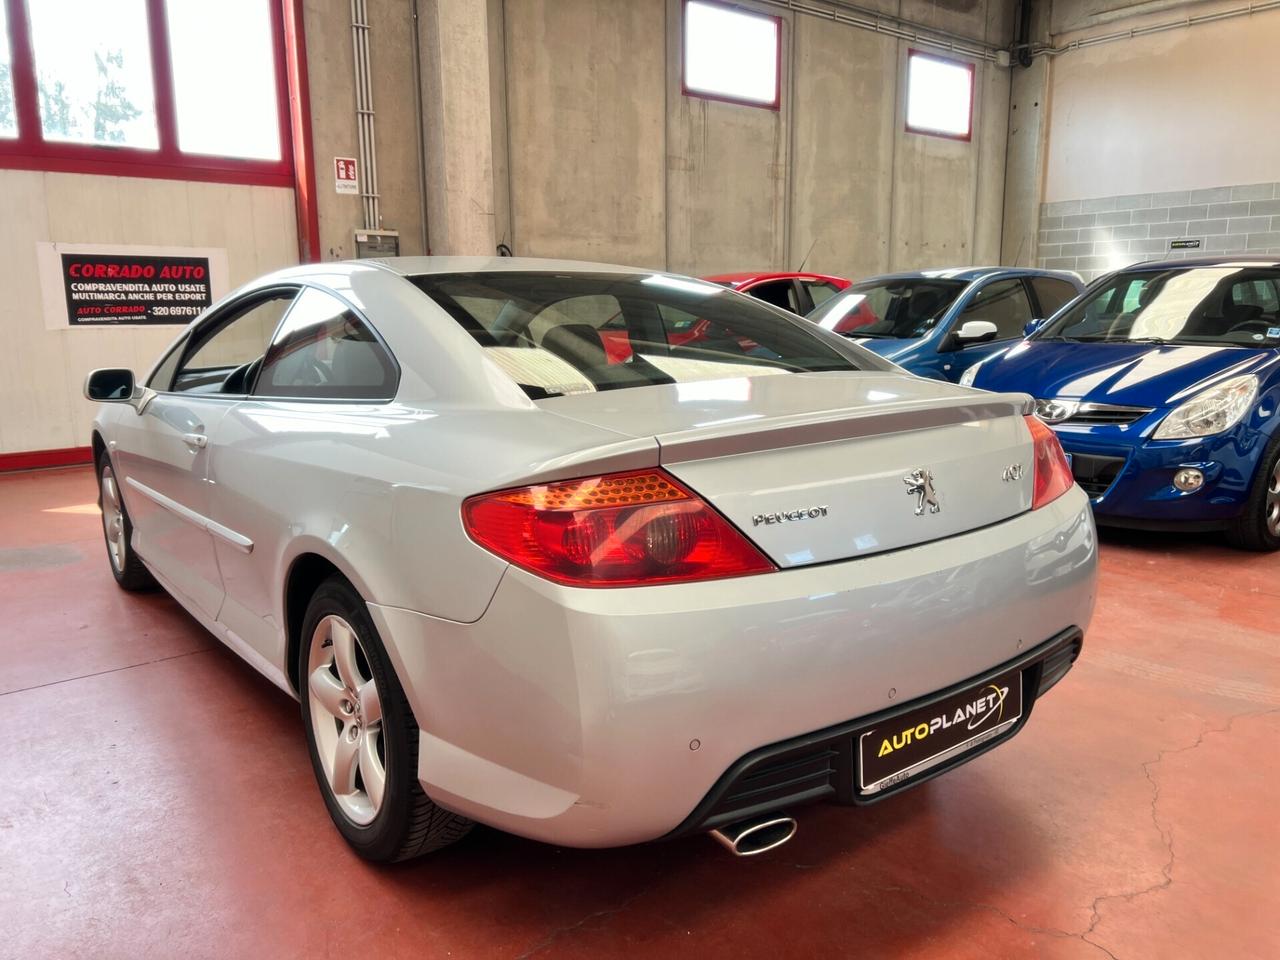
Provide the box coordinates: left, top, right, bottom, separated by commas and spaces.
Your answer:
0, 170, 296, 455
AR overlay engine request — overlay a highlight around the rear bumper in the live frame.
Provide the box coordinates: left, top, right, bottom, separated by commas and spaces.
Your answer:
369, 486, 1096, 848
665, 628, 1082, 838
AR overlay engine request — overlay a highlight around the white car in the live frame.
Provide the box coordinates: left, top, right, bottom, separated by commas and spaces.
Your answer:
86, 258, 1096, 860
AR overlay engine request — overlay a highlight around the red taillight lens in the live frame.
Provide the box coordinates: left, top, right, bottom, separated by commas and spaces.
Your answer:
462, 469, 775, 587
1026, 415, 1075, 509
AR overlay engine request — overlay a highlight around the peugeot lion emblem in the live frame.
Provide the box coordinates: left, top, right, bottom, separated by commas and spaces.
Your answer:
904, 468, 940, 516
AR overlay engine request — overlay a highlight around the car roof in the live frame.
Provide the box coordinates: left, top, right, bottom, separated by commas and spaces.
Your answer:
852, 266, 1083, 284
354, 255, 654, 277
701, 271, 847, 286
1116, 255, 1280, 273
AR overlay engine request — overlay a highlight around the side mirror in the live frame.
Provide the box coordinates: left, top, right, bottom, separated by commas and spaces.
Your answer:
84, 368, 136, 402
1023, 318, 1047, 337
942, 320, 999, 351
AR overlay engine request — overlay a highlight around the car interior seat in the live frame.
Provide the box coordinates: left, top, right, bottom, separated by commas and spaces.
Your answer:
221, 356, 263, 394
905, 290, 945, 331
541, 323, 609, 368
1222, 289, 1264, 333
331, 337, 389, 387
1106, 283, 1160, 338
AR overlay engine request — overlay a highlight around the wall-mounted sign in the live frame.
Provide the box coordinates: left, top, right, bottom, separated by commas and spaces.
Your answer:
37, 243, 229, 329
1170, 238, 1202, 250
334, 156, 359, 195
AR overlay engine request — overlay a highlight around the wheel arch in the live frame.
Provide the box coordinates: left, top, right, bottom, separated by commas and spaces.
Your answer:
282, 544, 375, 696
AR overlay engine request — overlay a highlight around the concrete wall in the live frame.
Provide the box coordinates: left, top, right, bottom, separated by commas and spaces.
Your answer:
0, 172, 296, 455
496, 0, 1014, 277
305, 0, 427, 259
502, 0, 667, 265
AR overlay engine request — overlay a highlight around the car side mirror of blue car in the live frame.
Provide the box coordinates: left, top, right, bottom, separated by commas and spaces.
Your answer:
1024, 318, 1047, 337
941, 320, 1000, 352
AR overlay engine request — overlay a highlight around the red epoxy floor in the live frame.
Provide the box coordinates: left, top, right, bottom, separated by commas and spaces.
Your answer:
1, 466, 1276, 960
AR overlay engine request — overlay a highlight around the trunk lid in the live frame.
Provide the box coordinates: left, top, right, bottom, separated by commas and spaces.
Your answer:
538, 372, 1036, 565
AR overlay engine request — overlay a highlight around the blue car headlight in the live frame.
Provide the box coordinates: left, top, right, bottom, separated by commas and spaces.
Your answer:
1153, 374, 1259, 440
959, 361, 985, 388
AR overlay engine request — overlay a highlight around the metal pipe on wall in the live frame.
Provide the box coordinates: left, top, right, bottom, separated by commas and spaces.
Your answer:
409, 0, 429, 254
1038, 0, 1280, 56
350, 0, 380, 230
741, 0, 1280, 65
751, 0, 1003, 62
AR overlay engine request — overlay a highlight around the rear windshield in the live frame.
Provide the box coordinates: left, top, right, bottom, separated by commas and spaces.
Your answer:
809, 278, 967, 338
1040, 266, 1280, 347
410, 272, 872, 398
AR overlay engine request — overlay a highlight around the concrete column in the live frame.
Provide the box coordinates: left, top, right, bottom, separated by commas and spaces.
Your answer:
417, 0, 498, 255
1000, 56, 1050, 267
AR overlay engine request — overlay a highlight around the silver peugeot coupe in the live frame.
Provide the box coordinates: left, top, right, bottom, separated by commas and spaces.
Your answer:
85, 258, 1096, 861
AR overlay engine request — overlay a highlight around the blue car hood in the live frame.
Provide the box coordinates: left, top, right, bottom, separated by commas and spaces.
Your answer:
849, 337, 918, 362
978, 340, 1277, 407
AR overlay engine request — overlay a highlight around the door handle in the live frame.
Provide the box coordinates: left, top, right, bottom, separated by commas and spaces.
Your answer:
182, 433, 208, 449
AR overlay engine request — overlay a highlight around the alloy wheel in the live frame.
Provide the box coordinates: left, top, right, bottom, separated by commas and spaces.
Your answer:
307, 615, 386, 826
100, 466, 126, 573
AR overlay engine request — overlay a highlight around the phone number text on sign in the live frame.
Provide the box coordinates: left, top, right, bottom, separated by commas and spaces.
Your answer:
60, 253, 214, 326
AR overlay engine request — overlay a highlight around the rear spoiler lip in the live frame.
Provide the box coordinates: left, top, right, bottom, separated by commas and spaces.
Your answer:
657, 392, 1036, 464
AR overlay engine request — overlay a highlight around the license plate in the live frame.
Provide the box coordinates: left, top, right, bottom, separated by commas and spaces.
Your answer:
857, 667, 1023, 796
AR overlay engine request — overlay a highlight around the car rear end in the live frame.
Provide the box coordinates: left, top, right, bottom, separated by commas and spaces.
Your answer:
371, 377, 1096, 848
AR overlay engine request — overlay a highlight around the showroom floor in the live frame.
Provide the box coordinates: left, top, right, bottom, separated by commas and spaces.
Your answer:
1, 466, 1276, 960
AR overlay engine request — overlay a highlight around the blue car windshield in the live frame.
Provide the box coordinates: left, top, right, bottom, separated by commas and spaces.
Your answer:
1039, 266, 1280, 348
808, 279, 966, 338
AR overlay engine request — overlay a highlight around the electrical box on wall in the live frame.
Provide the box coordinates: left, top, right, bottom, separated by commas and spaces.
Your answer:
355, 230, 399, 258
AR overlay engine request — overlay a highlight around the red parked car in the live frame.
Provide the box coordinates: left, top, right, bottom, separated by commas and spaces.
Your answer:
703, 271, 852, 313
598, 271, 852, 362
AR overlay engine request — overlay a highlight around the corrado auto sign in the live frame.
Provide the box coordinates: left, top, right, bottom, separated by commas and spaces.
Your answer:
61, 254, 212, 325
37, 242, 230, 329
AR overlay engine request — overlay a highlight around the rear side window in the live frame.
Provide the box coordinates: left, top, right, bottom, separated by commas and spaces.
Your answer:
960, 279, 1034, 340
254, 288, 398, 400
1030, 277, 1078, 319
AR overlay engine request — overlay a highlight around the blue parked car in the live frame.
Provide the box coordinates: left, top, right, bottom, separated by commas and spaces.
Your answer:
965, 257, 1280, 550
806, 267, 1084, 382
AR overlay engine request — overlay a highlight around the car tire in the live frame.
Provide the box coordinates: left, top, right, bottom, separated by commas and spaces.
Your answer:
96, 453, 157, 591
299, 575, 473, 862
1226, 433, 1280, 551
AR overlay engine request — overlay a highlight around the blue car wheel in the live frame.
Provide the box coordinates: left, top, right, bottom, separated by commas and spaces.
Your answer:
1227, 433, 1280, 550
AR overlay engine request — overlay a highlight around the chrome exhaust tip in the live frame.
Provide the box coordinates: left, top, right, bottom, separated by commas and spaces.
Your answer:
709, 814, 797, 856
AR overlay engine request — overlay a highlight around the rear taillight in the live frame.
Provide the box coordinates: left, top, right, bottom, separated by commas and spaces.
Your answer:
462, 469, 775, 587
1026, 415, 1075, 509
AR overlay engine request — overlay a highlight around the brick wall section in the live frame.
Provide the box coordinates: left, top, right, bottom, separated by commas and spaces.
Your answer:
1038, 182, 1280, 281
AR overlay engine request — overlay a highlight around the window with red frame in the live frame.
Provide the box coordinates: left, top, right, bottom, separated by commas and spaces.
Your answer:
682, 0, 780, 110
905, 49, 974, 141
0, 0, 291, 184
